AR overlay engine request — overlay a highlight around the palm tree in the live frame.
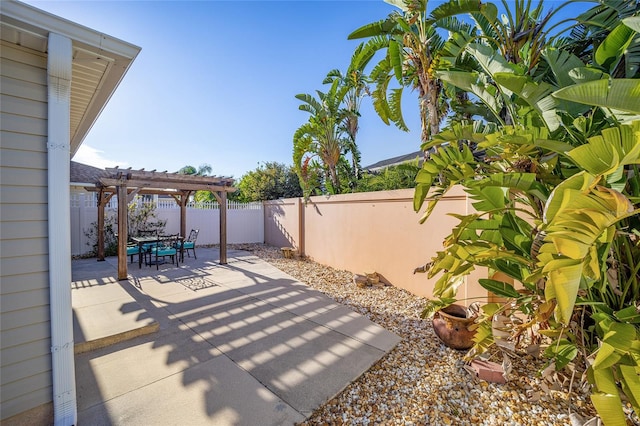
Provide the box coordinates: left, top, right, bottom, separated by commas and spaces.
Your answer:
177, 164, 212, 176
178, 164, 214, 203
348, 0, 451, 146
293, 79, 351, 194
322, 60, 369, 184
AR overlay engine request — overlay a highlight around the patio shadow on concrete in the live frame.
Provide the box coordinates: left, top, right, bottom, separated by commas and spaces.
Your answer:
72, 248, 401, 425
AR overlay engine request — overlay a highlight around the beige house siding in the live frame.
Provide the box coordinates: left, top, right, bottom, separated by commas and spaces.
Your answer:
0, 40, 53, 421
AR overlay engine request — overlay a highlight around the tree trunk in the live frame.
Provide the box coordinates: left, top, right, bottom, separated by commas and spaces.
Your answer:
418, 74, 442, 159
328, 165, 340, 194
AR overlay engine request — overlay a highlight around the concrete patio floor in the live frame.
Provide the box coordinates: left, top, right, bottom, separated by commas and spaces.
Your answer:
72, 248, 401, 425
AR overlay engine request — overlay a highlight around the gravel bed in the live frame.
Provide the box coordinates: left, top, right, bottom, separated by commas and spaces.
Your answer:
230, 244, 605, 425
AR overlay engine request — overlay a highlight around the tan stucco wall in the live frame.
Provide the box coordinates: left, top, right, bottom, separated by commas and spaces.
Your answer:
264, 187, 489, 301
264, 198, 302, 250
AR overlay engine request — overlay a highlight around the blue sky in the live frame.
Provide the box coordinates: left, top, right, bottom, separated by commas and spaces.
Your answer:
25, 0, 429, 178
26, 0, 590, 179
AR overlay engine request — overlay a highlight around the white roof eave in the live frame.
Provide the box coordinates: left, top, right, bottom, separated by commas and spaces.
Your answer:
1, 0, 141, 155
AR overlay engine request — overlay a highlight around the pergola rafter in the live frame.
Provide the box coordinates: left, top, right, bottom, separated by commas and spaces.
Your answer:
89, 166, 235, 280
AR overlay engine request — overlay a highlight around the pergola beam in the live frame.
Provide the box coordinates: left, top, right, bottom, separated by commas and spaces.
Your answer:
99, 178, 235, 193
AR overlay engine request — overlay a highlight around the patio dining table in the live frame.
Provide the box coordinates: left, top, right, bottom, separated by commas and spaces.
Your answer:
131, 235, 184, 268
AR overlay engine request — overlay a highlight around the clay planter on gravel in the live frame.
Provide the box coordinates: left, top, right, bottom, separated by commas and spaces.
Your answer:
432, 304, 477, 350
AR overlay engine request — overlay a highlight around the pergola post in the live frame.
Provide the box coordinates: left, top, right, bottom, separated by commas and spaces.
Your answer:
220, 191, 227, 264
96, 189, 115, 261
180, 191, 190, 238
97, 189, 106, 261
117, 184, 128, 280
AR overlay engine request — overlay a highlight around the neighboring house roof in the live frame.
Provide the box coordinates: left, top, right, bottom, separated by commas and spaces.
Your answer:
364, 150, 423, 172
1, 0, 141, 154
70, 160, 109, 186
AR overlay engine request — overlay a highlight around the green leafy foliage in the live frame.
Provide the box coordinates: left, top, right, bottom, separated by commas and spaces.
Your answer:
234, 162, 302, 202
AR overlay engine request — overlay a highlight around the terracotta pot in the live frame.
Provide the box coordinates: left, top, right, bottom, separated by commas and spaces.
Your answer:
432, 304, 477, 350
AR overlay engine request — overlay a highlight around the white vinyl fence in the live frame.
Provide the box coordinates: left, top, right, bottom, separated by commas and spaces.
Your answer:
71, 192, 264, 256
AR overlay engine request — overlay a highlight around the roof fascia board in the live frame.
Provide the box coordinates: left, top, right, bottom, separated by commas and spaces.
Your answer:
1, 1, 140, 59
1, 1, 141, 154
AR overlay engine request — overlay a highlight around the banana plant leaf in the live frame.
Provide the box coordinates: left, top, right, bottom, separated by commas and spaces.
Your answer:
544, 339, 578, 370
478, 278, 520, 298
568, 67, 608, 84
619, 365, 640, 412
567, 122, 640, 175
552, 79, 640, 114
590, 392, 627, 426
595, 22, 636, 73
436, 70, 503, 122
465, 43, 521, 97
348, 18, 398, 39
623, 16, 640, 32
388, 39, 403, 81
614, 305, 640, 324
542, 48, 586, 89
493, 73, 560, 131
427, 0, 498, 25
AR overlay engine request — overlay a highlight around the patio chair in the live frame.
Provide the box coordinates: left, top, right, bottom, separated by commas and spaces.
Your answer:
126, 244, 140, 264
150, 234, 179, 269
181, 229, 199, 261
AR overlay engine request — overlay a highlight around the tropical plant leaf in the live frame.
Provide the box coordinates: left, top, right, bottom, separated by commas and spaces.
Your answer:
348, 18, 397, 39
592, 342, 622, 370
625, 32, 640, 78
623, 16, 640, 32
389, 88, 408, 131
541, 258, 582, 325
351, 36, 389, 71
614, 305, 640, 324
601, 322, 636, 352
567, 121, 640, 175
436, 70, 503, 123
544, 339, 578, 370
384, 0, 411, 12
389, 39, 404, 81
568, 67, 608, 84
595, 22, 636, 72
466, 186, 505, 211
493, 73, 560, 131
440, 28, 474, 66
478, 278, 520, 298
542, 48, 586, 88
590, 392, 627, 426
427, 0, 497, 25
465, 43, 520, 92
543, 172, 596, 224
371, 70, 394, 126
567, 138, 621, 176
469, 321, 494, 357
592, 367, 620, 398
553, 79, 640, 114
619, 365, 640, 412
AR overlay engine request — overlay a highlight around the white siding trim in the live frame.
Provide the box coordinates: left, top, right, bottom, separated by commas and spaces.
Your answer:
47, 32, 76, 426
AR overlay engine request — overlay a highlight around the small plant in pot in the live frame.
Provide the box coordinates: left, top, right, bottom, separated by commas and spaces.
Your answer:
431, 303, 478, 350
